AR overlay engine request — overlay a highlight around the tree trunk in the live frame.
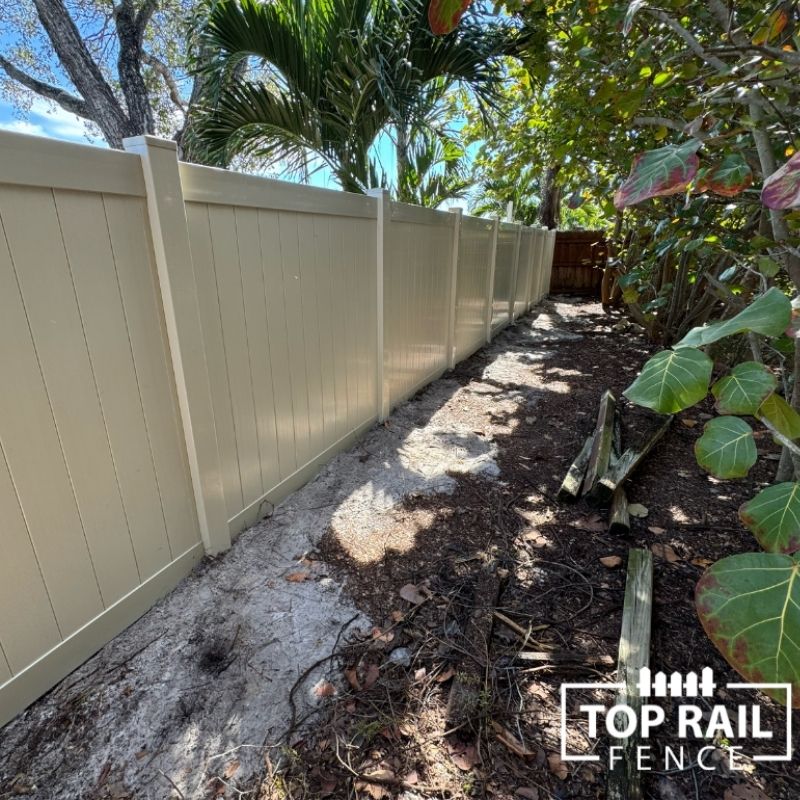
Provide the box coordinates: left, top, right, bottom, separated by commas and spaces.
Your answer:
538, 164, 562, 229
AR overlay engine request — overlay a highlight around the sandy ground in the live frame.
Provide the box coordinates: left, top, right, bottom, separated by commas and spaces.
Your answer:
0, 301, 577, 800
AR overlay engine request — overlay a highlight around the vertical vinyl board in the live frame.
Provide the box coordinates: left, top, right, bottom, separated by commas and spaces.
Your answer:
0, 186, 139, 608
0, 205, 103, 635
103, 195, 200, 557
296, 214, 325, 459
235, 207, 281, 494
208, 205, 261, 508
328, 217, 351, 440
0, 442, 61, 674
258, 210, 297, 482
187, 203, 243, 515
312, 216, 337, 441
277, 211, 311, 467
356, 225, 374, 424
343, 221, 361, 430
55, 190, 173, 578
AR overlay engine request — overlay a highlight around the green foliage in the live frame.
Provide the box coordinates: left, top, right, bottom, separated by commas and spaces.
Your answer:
712, 362, 777, 416
623, 347, 712, 414
740, 483, 800, 554
193, 0, 512, 192
613, 141, 700, 210
625, 287, 800, 703
694, 417, 757, 480
695, 553, 800, 705
678, 288, 792, 348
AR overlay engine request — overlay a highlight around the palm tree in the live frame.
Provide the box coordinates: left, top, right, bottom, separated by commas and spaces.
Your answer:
191, 0, 512, 193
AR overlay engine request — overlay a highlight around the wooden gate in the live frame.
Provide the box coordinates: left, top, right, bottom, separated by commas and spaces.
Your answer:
550, 230, 607, 296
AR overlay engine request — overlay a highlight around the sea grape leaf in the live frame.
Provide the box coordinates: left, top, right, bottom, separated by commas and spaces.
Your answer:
740, 483, 800, 554
711, 362, 777, 415
702, 154, 753, 197
428, 0, 473, 34
752, 9, 789, 45
756, 256, 781, 278
762, 151, 800, 210
695, 552, 800, 707
624, 347, 712, 414
613, 140, 701, 210
694, 416, 757, 479
678, 288, 792, 348
757, 392, 800, 440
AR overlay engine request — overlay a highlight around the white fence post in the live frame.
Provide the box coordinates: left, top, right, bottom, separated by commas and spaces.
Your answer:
508, 221, 522, 323
485, 216, 499, 343
446, 207, 463, 369
368, 188, 389, 422
123, 136, 230, 555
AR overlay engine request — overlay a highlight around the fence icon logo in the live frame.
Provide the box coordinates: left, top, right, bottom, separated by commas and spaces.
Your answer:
559, 667, 793, 771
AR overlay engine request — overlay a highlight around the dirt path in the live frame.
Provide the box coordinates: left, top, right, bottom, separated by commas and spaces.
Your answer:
1, 299, 797, 800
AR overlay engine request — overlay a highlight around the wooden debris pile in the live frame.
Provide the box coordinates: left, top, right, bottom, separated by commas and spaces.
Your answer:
557, 389, 673, 534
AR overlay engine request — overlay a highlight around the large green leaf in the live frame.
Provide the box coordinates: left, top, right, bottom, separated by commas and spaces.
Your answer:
624, 347, 712, 414
695, 416, 757, 479
428, 0, 473, 34
762, 151, 800, 210
679, 288, 792, 348
740, 483, 800, 554
613, 140, 701, 210
758, 393, 800, 440
711, 362, 777, 416
699, 154, 753, 198
696, 552, 800, 706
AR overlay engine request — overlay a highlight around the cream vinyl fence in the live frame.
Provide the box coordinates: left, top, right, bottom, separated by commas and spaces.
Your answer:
0, 132, 555, 727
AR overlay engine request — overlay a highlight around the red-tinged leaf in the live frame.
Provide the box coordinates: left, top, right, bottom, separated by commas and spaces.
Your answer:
752, 9, 788, 45
762, 151, 800, 209
703, 154, 753, 197
363, 663, 380, 690
428, 0, 473, 35
313, 680, 337, 698
614, 141, 701, 209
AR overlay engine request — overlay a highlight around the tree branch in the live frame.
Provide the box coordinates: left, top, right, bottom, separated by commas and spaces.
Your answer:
0, 55, 89, 118
646, 8, 729, 72
632, 116, 686, 131
142, 52, 185, 111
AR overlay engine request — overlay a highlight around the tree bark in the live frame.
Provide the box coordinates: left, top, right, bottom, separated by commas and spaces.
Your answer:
538, 164, 561, 229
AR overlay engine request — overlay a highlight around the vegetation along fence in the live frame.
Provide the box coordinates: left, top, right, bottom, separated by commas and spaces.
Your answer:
0, 131, 556, 727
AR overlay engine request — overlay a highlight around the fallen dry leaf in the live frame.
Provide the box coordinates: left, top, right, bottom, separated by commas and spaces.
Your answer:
344, 666, 361, 691
399, 583, 426, 605
448, 739, 480, 771
354, 779, 391, 799
313, 680, 337, 698
435, 666, 456, 683
651, 543, 681, 563
571, 514, 606, 533
222, 759, 240, 779
414, 667, 427, 681
285, 570, 311, 583
363, 663, 380, 690
371, 627, 395, 643
628, 503, 649, 518
404, 771, 419, 785
680, 418, 698, 428
724, 785, 771, 800
600, 555, 623, 569
390, 610, 405, 622
516, 789, 540, 800
691, 557, 714, 568
547, 753, 569, 781
523, 530, 548, 548
492, 722, 538, 758
648, 526, 667, 535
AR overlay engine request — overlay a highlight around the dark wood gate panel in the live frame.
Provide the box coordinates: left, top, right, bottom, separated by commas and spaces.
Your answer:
550, 230, 607, 296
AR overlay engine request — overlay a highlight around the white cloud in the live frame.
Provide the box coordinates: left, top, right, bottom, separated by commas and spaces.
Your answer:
0, 119, 47, 137
27, 98, 104, 146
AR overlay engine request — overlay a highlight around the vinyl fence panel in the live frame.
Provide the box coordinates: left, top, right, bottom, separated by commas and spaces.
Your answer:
0, 133, 201, 727
454, 215, 494, 362
491, 222, 518, 330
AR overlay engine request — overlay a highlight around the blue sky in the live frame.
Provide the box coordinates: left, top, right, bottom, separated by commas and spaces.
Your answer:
0, 97, 103, 146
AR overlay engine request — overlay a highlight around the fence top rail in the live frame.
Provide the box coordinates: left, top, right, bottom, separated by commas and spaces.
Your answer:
461, 214, 496, 233
389, 201, 455, 227
179, 161, 378, 220
0, 130, 146, 197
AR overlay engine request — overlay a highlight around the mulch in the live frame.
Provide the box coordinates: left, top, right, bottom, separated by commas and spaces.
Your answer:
261, 298, 799, 800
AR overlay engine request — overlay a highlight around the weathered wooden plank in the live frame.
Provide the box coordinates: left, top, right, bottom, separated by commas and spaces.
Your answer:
609, 488, 630, 536
557, 434, 595, 502
608, 549, 653, 800
582, 390, 617, 496
594, 416, 674, 504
